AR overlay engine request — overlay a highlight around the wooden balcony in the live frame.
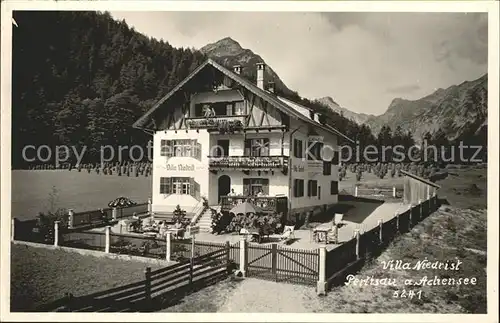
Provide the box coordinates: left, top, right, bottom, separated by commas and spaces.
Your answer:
220, 195, 288, 215
185, 115, 247, 133
208, 155, 289, 172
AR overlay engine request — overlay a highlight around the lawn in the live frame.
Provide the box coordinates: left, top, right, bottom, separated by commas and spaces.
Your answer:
11, 170, 152, 220
10, 243, 164, 311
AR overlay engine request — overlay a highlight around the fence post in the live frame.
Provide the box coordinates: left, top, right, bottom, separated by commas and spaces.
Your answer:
409, 204, 414, 230
354, 186, 358, 197
316, 246, 327, 295
395, 212, 400, 232
148, 197, 152, 214
165, 232, 172, 262
54, 221, 60, 247
392, 186, 396, 198
225, 241, 231, 274
144, 267, 151, 305
11, 218, 15, 242
239, 238, 247, 277
355, 229, 360, 259
105, 225, 111, 253
112, 208, 118, 221
378, 220, 383, 244
64, 292, 73, 311
68, 209, 74, 229
271, 244, 278, 281
418, 199, 423, 220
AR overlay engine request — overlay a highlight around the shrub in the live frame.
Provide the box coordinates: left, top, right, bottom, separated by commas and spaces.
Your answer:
172, 205, 190, 229
210, 210, 233, 234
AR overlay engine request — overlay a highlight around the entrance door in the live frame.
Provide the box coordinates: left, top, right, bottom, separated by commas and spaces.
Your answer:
216, 140, 230, 157
218, 175, 231, 203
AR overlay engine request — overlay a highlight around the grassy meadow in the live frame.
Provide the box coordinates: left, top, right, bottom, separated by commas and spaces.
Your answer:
11, 170, 152, 220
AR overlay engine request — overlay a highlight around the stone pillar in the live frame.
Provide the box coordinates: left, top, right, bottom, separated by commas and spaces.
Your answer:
68, 209, 74, 229
148, 198, 152, 214
112, 208, 118, 221
105, 226, 111, 253
316, 246, 328, 295
354, 186, 358, 197
239, 238, 248, 277
393, 186, 396, 198
166, 232, 172, 262
54, 221, 60, 247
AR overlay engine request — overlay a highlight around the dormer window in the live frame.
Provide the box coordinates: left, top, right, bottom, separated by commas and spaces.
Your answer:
309, 110, 314, 120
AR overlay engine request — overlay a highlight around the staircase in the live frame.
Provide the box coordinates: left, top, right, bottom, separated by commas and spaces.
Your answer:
197, 206, 221, 232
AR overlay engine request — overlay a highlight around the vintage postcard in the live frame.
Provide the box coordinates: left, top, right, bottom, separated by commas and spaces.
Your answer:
1, 0, 498, 322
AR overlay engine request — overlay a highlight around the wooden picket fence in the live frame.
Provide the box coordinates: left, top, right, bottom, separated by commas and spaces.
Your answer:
323, 195, 440, 290
35, 246, 235, 312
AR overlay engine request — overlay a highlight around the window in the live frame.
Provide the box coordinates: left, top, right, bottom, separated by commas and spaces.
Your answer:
160, 139, 201, 160
160, 177, 200, 197
293, 179, 304, 197
244, 138, 270, 157
308, 180, 318, 197
307, 141, 323, 161
293, 139, 303, 158
243, 178, 269, 196
330, 181, 339, 195
323, 160, 332, 175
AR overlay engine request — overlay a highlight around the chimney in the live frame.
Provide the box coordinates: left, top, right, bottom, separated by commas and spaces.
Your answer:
233, 65, 241, 75
268, 82, 275, 93
256, 62, 265, 89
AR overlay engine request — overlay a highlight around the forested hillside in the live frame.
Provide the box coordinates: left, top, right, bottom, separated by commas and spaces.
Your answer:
12, 11, 206, 168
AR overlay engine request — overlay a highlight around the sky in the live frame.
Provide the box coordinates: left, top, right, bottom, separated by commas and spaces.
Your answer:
110, 11, 488, 116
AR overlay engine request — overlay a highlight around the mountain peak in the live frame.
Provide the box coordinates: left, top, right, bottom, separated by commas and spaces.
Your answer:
200, 37, 244, 56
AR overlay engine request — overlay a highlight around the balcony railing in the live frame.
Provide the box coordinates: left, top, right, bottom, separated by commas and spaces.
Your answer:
220, 195, 288, 215
185, 115, 247, 132
208, 155, 289, 171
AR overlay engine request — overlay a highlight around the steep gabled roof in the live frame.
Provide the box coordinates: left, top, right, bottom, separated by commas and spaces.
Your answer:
133, 58, 354, 143
400, 170, 441, 188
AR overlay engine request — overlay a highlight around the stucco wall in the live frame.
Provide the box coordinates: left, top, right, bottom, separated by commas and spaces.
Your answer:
152, 129, 210, 213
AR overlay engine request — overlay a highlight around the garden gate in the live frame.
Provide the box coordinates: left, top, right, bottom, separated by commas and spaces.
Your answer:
246, 243, 319, 286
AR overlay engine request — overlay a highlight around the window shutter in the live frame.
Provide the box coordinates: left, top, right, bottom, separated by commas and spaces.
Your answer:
195, 181, 201, 200
166, 140, 174, 158
189, 177, 195, 197
333, 150, 339, 165
244, 140, 251, 156
262, 179, 269, 195
243, 178, 250, 196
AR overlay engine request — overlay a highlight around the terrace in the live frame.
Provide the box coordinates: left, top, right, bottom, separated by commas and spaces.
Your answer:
220, 195, 288, 215
208, 155, 288, 172
185, 115, 246, 133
